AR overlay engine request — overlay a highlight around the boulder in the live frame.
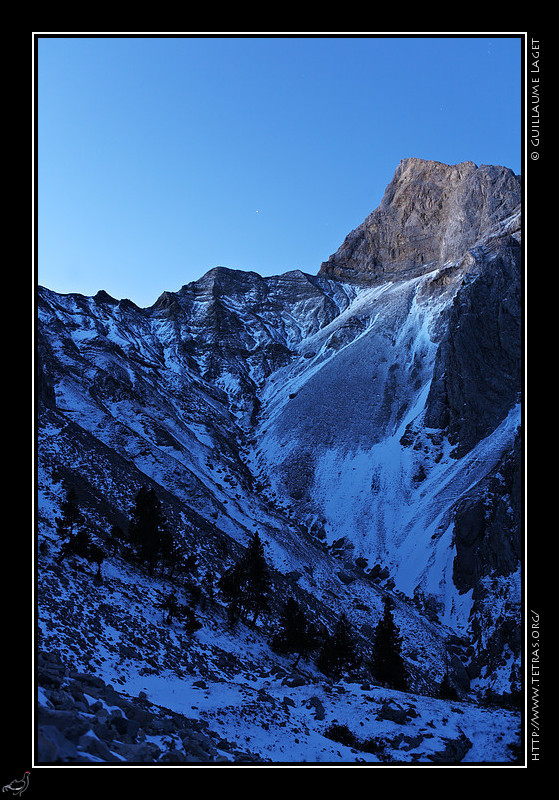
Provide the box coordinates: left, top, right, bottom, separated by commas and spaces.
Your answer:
307, 696, 325, 721
428, 731, 472, 764
38, 725, 79, 762
376, 703, 410, 725
37, 707, 93, 743
78, 732, 120, 762
158, 749, 188, 763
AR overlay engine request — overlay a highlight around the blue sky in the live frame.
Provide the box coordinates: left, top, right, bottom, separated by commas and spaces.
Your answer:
37, 35, 523, 308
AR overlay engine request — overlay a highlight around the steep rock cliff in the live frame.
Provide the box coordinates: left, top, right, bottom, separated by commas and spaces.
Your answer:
319, 158, 520, 285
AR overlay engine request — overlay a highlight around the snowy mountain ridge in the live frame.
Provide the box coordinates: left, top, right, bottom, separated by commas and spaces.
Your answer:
36, 158, 523, 765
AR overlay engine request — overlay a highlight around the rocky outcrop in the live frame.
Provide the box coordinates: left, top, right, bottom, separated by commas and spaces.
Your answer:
427, 731, 473, 764
452, 431, 522, 594
319, 158, 520, 285
37, 333, 57, 410
449, 432, 522, 700
147, 266, 358, 423
424, 235, 522, 456
37, 651, 263, 764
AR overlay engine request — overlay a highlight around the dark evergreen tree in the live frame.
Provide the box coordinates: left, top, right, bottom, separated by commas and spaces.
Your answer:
106, 524, 126, 556
219, 532, 272, 625
86, 540, 105, 574
369, 597, 408, 690
241, 532, 272, 624
183, 579, 203, 609
57, 527, 104, 580
55, 487, 84, 544
218, 564, 245, 626
182, 605, 202, 636
58, 528, 92, 563
317, 612, 360, 680
55, 488, 89, 565
128, 487, 170, 574
157, 590, 202, 635
158, 590, 180, 625
271, 596, 319, 667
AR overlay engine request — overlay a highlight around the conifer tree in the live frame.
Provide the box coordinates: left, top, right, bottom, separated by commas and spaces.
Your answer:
369, 596, 408, 690
128, 487, 170, 574
157, 590, 202, 634
57, 528, 91, 564
219, 532, 272, 625
317, 612, 360, 680
106, 524, 126, 556
54, 487, 105, 579
159, 590, 180, 625
218, 563, 245, 626
85, 539, 105, 572
271, 596, 318, 667
241, 531, 272, 624
56, 487, 84, 543
55, 487, 87, 564
182, 605, 202, 636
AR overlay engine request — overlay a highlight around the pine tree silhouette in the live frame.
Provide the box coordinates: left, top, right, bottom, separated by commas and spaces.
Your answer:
272, 596, 319, 667
55, 487, 86, 564
159, 590, 180, 625
56, 487, 84, 543
317, 612, 360, 680
106, 524, 125, 556
128, 487, 170, 574
242, 532, 272, 624
219, 532, 272, 625
369, 597, 408, 690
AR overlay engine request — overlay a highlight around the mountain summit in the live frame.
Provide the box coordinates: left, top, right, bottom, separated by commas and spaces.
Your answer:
319, 158, 520, 284
36, 158, 523, 764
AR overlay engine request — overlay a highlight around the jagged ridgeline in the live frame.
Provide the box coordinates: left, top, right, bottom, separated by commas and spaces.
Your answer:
36, 158, 523, 765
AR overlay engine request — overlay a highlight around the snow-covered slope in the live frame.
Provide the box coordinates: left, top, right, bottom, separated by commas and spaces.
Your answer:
252, 243, 520, 635
36, 488, 521, 765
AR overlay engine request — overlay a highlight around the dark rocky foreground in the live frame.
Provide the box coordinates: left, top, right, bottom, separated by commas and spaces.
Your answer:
39, 650, 518, 765
37, 651, 260, 764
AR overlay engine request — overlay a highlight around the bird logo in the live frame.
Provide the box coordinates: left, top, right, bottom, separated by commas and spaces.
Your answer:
2, 773, 30, 797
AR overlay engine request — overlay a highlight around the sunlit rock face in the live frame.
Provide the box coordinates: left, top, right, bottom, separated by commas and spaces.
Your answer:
319, 157, 520, 285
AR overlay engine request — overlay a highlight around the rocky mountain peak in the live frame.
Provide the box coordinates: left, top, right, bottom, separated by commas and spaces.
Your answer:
319, 158, 521, 285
